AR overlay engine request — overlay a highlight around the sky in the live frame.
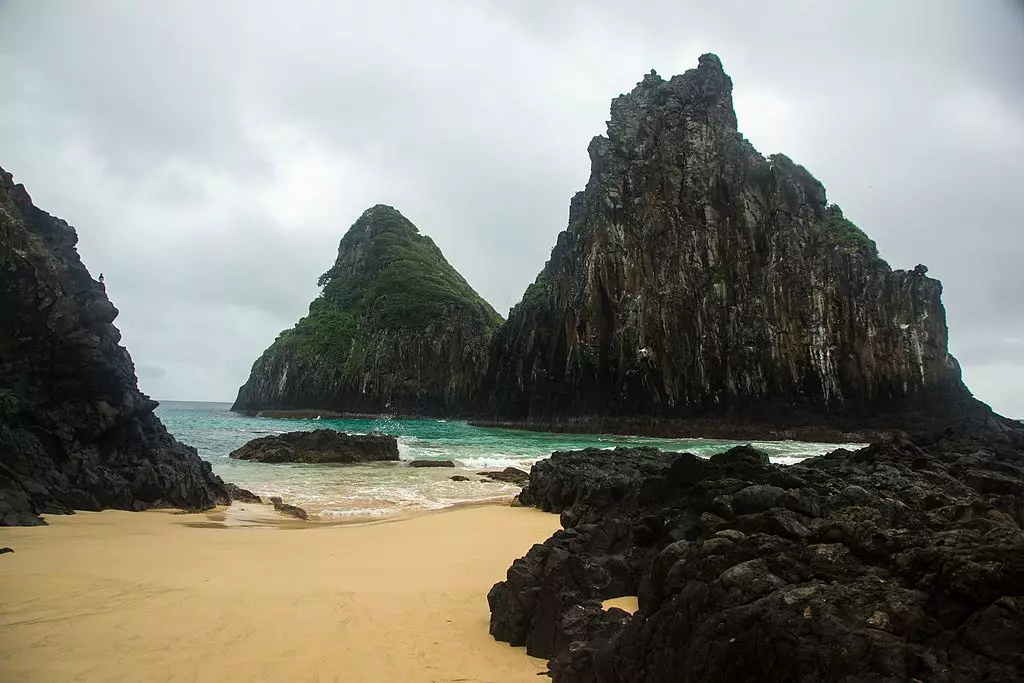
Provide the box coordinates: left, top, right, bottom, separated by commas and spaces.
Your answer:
1, 1, 1022, 416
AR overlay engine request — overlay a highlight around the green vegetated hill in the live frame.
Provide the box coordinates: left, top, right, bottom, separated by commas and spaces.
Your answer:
232, 205, 502, 415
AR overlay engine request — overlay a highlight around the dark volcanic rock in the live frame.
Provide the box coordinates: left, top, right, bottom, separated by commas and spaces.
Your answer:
451, 475, 471, 482
272, 500, 308, 520
0, 547, 13, 554
225, 483, 262, 504
229, 429, 399, 464
488, 420, 1024, 681
408, 459, 456, 468
483, 54, 977, 434
0, 167, 229, 526
478, 467, 531, 486
232, 205, 502, 417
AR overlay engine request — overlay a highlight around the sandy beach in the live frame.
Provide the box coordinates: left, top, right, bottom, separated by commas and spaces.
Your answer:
0, 504, 561, 683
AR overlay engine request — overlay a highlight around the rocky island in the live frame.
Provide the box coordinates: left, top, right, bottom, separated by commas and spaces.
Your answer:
0, 167, 230, 525
229, 429, 399, 464
232, 205, 503, 417
481, 54, 975, 439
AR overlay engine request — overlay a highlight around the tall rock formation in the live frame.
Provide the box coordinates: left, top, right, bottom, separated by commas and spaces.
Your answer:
0, 167, 229, 525
232, 205, 502, 416
485, 54, 970, 433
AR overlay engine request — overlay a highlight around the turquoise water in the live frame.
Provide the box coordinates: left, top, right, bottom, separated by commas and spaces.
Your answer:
157, 401, 860, 520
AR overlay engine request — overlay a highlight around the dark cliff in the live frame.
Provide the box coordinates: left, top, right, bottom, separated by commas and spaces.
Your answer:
483, 54, 972, 433
0, 167, 229, 525
232, 205, 502, 416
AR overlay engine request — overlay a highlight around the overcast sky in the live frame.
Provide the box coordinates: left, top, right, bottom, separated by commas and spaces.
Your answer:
1, 1, 1022, 416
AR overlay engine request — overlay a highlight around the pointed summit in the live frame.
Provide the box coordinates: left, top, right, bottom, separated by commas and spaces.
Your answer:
483, 55, 972, 436
233, 207, 502, 416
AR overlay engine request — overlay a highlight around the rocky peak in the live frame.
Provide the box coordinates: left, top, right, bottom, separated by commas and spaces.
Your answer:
233, 205, 501, 416
483, 55, 974, 435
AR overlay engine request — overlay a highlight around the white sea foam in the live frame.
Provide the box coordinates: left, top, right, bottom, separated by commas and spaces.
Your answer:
454, 455, 545, 469
319, 507, 395, 519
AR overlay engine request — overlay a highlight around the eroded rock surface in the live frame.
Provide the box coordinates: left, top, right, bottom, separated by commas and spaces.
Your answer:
484, 54, 973, 434
0, 167, 229, 525
229, 429, 399, 464
489, 420, 1024, 681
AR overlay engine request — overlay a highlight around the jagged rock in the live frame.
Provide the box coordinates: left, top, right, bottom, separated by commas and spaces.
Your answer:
408, 459, 455, 468
232, 205, 502, 416
516, 447, 685, 525
225, 483, 262, 504
483, 54, 978, 436
488, 420, 1024, 682
273, 500, 308, 520
228, 430, 399, 464
451, 475, 471, 482
478, 467, 531, 486
0, 167, 229, 526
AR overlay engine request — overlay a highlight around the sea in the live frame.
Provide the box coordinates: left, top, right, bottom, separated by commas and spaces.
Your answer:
157, 400, 863, 521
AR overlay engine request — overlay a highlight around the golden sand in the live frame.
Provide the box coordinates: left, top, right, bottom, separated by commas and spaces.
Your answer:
0, 504, 561, 682
601, 596, 639, 614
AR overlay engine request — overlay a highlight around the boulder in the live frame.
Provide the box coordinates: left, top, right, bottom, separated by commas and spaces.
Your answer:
225, 483, 262, 504
409, 459, 455, 468
273, 500, 308, 520
477, 467, 530, 486
229, 430, 399, 464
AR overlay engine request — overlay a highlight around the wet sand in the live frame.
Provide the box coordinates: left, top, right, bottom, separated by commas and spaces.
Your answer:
0, 504, 561, 682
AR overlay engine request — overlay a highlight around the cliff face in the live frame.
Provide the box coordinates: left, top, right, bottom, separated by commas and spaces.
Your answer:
485, 54, 968, 427
232, 205, 502, 416
0, 167, 228, 525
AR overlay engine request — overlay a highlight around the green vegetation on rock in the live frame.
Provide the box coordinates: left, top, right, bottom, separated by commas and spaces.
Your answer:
233, 205, 502, 414
317, 206, 502, 331
818, 204, 883, 264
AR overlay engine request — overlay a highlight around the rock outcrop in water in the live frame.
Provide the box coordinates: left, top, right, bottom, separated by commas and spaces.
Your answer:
232, 205, 502, 417
229, 429, 399, 464
483, 54, 971, 434
488, 415, 1024, 681
0, 167, 229, 525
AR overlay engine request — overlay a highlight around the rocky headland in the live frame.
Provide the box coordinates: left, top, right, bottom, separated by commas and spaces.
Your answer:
232, 205, 502, 417
489, 412, 1024, 681
481, 54, 976, 437
0, 167, 230, 525
228, 429, 399, 464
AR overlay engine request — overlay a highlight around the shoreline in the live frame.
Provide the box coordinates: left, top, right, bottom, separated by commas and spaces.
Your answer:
0, 503, 560, 682
231, 407, 883, 444
197, 494, 521, 528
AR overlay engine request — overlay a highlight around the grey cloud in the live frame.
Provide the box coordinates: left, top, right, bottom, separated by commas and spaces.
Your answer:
136, 365, 167, 380
1, 0, 1021, 416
